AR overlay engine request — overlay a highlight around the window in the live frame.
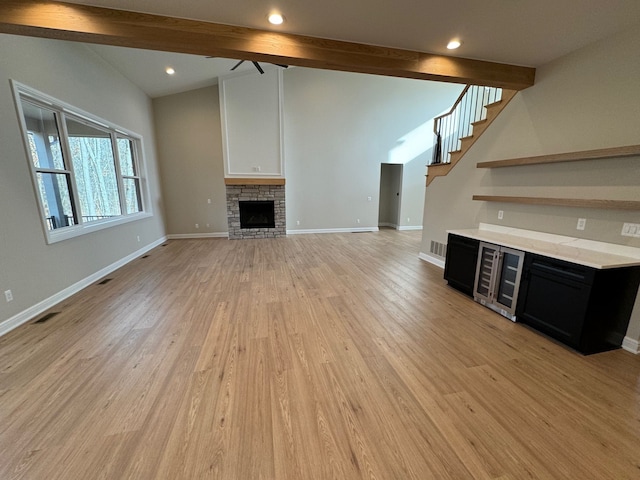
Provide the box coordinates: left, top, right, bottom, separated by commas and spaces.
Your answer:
117, 137, 143, 214
13, 82, 149, 243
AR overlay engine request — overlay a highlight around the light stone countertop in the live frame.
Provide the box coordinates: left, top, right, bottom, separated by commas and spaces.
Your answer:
447, 224, 640, 270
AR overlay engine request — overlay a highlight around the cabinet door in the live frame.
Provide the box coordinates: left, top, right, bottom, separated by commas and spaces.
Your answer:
494, 248, 524, 314
444, 234, 479, 297
518, 257, 592, 348
474, 243, 500, 303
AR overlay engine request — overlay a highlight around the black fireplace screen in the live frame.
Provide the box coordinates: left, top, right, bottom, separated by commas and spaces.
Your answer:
239, 201, 275, 229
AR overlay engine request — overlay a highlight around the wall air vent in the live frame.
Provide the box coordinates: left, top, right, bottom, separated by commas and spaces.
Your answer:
430, 240, 447, 258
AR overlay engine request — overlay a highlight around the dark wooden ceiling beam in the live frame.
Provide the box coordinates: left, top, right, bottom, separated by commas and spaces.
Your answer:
0, 0, 535, 90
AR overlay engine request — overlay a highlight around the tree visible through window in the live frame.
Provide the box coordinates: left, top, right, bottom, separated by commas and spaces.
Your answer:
14, 84, 147, 243
22, 102, 76, 230
117, 137, 142, 214
66, 118, 122, 222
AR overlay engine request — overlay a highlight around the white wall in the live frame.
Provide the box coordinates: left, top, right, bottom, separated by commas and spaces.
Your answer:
154, 67, 462, 235
153, 85, 228, 236
0, 34, 166, 330
399, 155, 428, 229
219, 69, 284, 178
421, 25, 640, 344
379, 154, 429, 230
283, 68, 462, 232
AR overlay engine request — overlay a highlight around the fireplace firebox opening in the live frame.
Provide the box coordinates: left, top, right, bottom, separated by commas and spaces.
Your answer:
239, 201, 275, 229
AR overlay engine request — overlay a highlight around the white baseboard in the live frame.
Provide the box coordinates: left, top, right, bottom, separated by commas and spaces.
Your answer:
378, 224, 422, 231
166, 232, 228, 239
0, 236, 168, 338
622, 336, 639, 354
419, 251, 445, 269
287, 227, 379, 235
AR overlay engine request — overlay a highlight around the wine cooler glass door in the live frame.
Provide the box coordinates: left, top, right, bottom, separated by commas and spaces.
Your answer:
495, 248, 524, 313
474, 243, 500, 303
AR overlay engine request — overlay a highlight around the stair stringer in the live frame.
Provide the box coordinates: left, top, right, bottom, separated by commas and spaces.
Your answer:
426, 89, 518, 186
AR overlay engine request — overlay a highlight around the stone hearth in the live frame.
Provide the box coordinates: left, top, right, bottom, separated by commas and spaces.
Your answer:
225, 181, 286, 239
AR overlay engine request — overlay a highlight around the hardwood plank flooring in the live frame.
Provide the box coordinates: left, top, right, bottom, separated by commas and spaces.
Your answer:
1, 230, 640, 479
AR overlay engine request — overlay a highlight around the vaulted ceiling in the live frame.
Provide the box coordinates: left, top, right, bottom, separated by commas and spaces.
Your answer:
1, 0, 640, 97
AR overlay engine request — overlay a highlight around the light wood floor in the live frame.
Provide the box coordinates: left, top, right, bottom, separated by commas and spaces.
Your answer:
1, 230, 640, 479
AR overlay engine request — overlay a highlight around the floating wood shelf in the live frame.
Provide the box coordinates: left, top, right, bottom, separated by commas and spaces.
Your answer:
476, 144, 640, 168
472, 195, 640, 211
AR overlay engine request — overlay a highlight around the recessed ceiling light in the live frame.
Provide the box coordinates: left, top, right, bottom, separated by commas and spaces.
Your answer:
447, 40, 461, 50
165, 67, 175, 75
268, 13, 284, 25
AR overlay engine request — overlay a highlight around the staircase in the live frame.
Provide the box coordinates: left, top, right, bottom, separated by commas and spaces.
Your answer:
426, 86, 517, 186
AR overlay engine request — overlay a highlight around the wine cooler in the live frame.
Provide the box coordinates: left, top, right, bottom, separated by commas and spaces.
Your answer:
473, 242, 525, 321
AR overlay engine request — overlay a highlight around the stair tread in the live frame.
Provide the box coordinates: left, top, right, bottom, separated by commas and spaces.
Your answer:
427, 88, 518, 186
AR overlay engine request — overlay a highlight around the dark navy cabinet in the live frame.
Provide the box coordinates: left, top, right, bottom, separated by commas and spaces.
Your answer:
444, 234, 480, 297
517, 253, 640, 354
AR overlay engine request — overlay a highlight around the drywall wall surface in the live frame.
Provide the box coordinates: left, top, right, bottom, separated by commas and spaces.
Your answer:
284, 67, 462, 231
421, 25, 640, 342
423, 25, 640, 250
153, 85, 228, 235
219, 69, 284, 177
0, 34, 165, 328
399, 155, 428, 228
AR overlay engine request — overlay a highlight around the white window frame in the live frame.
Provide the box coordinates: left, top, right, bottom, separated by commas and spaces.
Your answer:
11, 81, 152, 244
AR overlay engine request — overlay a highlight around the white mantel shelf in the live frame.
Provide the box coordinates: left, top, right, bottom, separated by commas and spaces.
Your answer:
224, 178, 285, 186
447, 224, 640, 269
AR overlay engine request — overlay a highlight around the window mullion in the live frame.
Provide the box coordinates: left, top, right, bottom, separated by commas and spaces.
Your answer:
12, 80, 149, 244
57, 111, 83, 226
111, 131, 127, 216
131, 139, 144, 211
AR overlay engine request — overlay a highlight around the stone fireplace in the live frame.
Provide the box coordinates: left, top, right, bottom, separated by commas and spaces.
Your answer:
225, 179, 286, 239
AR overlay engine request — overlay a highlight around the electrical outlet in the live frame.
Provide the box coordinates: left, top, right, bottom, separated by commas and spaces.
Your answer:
4, 290, 13, 302
577, 218, 586, 230
206, 223, 210, 228
136, 235, 140, 242
357, 219, 361, 224
367, 196, 372, 201
498, 210, 504, 220
207, 198, 211, 204
622, 223, 640, 237
296, 220, 300, 225
195, 223, 199, 229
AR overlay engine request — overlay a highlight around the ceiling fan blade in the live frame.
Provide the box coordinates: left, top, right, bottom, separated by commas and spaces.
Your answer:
252, 61, 265, 74
230, 60, 244, 71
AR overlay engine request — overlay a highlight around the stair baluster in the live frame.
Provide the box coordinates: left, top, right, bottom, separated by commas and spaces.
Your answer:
427, 86, 517, 186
